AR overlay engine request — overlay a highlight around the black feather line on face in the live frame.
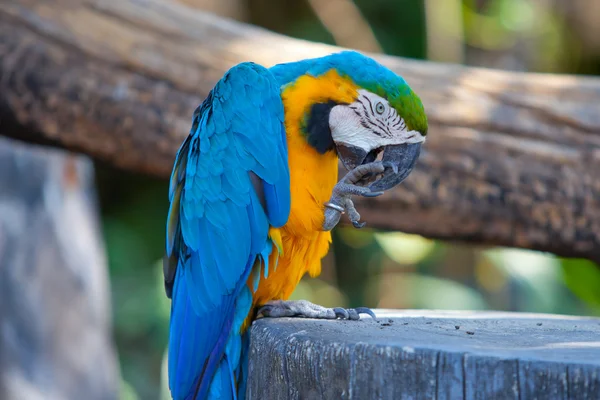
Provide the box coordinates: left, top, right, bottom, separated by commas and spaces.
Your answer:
359, 96, 395, 137
305, 100, 345, 154
363, 96, 376, 115
360, 119, 372, 131
364, 113, 388, 137
373, 118, 390, 136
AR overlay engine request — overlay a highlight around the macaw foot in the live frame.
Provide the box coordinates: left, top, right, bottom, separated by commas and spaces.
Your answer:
323, 161, 394, 231
256, 300, 377, 321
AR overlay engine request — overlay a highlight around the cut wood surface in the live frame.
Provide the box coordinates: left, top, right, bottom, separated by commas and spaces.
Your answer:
248, 310, 600, 400
1, 0, 600, 261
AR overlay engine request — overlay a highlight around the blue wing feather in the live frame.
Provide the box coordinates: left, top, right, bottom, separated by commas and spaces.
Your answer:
165, 62, 290, 400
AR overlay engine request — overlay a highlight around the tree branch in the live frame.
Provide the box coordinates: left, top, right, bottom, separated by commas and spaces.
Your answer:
1, 0, 600, 262
306, 0, 383, 53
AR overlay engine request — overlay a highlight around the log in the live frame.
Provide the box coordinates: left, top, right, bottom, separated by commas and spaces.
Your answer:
0, 137, 119, 400
1, 0, 600, 261
248, 310, 600, 400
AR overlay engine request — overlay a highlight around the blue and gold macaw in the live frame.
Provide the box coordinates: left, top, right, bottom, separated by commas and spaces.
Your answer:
164, 51, 427, 399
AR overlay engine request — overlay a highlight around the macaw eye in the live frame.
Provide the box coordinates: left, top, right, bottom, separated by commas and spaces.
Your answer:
375, 102, 385, 115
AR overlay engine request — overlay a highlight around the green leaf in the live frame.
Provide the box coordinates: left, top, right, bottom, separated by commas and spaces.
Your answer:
561, 258, 600, 308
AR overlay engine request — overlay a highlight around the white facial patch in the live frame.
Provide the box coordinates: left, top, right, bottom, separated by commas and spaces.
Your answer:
329, 90, 425, 152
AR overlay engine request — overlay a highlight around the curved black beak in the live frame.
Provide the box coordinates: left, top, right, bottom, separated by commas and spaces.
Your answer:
368, 142, 421, 192
336, 142, 422, 192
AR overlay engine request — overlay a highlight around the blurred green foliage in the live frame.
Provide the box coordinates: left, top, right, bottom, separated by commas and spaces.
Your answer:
94, 1, 600, 398
562, 258, 600, 308
96, 169, 170, 399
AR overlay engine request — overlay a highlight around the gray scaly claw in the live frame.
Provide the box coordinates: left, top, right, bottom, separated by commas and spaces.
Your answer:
256, 300, 377, 321
323, 161, 387, 231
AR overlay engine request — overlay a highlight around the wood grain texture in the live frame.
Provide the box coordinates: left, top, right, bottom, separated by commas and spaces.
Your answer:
1, 0, 600, 261
0, 137, 119, 400
248, 310, 600, 400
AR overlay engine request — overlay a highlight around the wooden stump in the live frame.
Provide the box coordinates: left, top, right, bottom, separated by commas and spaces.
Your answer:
0, 137, 119, 400
248, 309, 600, 400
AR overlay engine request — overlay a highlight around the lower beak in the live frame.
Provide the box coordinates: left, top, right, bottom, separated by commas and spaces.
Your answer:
368, 142, 422, 192
336, 144, 369, 171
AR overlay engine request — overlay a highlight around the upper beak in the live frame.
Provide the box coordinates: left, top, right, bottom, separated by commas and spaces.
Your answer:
368, 142, 421, 192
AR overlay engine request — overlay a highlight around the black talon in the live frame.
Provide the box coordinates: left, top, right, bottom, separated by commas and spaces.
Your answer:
333, 307, 349, 319
361, 191, 384, 198
354, 307, 377, 319
352, 220, 366, 229
382, 161, 398, 174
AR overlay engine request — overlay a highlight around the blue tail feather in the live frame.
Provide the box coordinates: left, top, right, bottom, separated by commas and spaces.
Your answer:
169, 255, 257, 400
236, 332, 251, 400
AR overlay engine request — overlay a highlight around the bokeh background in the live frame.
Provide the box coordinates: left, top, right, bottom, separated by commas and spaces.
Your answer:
94, 1, 600, 399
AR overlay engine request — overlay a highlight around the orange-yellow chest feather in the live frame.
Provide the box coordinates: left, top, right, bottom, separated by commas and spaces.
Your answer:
248, 70, 359, 309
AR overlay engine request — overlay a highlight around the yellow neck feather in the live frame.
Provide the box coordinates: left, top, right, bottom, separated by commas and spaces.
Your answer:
279, 69, 359, 236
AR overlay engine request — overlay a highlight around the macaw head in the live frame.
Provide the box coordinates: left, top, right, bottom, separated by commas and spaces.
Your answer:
328, 82, 426, 192
272, 51, 428, 192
